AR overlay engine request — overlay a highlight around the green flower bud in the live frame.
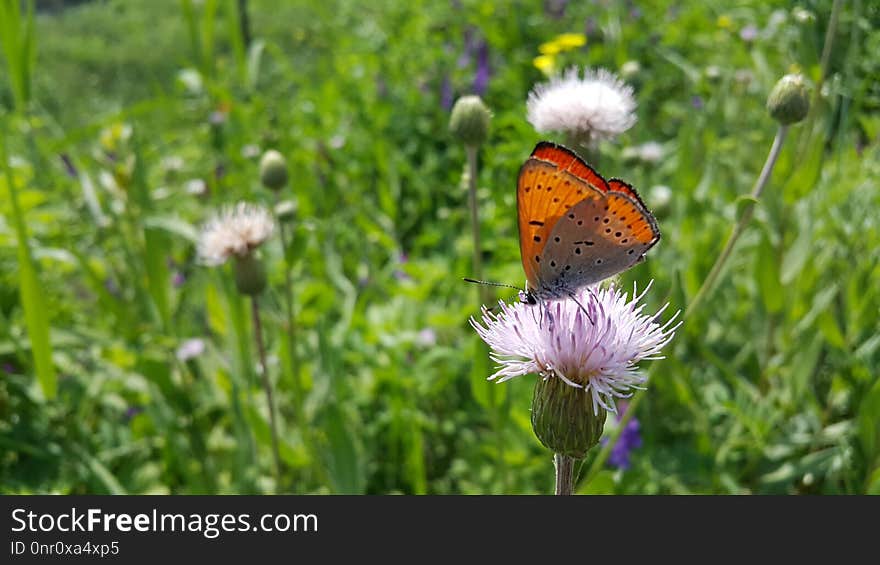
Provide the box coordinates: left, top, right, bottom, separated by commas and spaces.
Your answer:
259, 149, 288, 191
234, 253, 267, 296
274, 199, 298, 223
449, 95, 491, 147
766, 74, 810, 125
531, 376, 607, 459
620, 60, 641, 79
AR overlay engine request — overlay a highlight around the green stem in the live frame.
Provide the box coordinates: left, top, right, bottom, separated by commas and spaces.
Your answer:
466, 144, 509, 491
224, 275, 257, 492
276, 210, 326, 486
251, 295, 282, 483
554, 454, 575, 495
278, 216, 304, 425
687, 125, 789, 316
465, 145, 488, 305
565, 132, 599, 166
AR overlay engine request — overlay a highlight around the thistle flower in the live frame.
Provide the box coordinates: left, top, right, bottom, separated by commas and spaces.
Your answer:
471, 282, 679, 416
526, 67, 637, 145
198, 202, 274, 266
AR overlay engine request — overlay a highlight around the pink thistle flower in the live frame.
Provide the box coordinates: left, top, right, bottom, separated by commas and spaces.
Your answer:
471, 282, 680, 415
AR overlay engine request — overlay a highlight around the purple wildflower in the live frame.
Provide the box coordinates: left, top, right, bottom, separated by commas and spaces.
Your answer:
603, 401, 643, 470
691, 95, 704, 110
416, 328, 437, 347
739, 24, 759, 42
393, 252, 411, 281
441, 75, 454, 111
458, 27, 477, 68
172, 271, 186, 287
473, 40, 490, 95
543, 0, 568, 19
627, 0, 642, 20
104, 278, 121, 297
584, 17, 598, 36
124, 406, 144, 421
2, 362, 16, 374
176, 338, 206, 362
209, 111, 227, 126
471, 282, 680, 415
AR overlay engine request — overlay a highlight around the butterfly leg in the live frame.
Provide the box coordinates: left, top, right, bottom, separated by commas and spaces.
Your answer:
566, 290, 596, 325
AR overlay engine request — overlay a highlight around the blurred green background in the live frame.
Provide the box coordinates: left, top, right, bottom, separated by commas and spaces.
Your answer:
1, 0, 878, 494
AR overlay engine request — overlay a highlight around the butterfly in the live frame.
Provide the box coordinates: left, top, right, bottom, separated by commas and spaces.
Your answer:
517, 141, 660, 304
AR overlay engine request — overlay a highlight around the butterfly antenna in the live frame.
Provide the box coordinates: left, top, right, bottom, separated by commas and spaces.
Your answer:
462, 278, 523, 291
566, 291, 596, 325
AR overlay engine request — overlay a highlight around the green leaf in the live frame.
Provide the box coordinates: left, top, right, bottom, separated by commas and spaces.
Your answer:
470, 339, 495, 410
1, 134, 55, 398
866, 468, 880, 495
857, 379, 880, 465
246, 39, 265, 91
321, 405, 366, 494
756, 230, 783, 313
734, 195, 759, 221
74, 446, 126, 495
577, 469, 615, 494
781, 225, 812, 285
143, 215, 199, 243
788, 335, 822, 406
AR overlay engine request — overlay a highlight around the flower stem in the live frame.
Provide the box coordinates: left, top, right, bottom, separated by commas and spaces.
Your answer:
251, 295, 282, 482
554, 454, 575, 495
565, 132, 599, 166
275, 211, 327, 486
466, 144, 509, 491
465, 144, 488, 305
277, 214, 305, 430
686, 125, 789, 316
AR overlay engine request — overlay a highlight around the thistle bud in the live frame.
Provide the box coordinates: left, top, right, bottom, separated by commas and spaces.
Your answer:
259, 149, 288, 191
449, 95, 491, 147
531, 376, 607, 459
233, 253, 267, 296
620, 60, 641, 79
766, 74, 810, 125
274, 199, 297, 223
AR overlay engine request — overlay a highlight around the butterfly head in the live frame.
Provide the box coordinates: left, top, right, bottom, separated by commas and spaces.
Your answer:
519, 289, 538, 306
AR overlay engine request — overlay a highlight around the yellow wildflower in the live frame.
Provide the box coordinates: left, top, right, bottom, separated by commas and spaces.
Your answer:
533, 55, 557, 75
539, 40, 562, 55
555, 33, 586, 49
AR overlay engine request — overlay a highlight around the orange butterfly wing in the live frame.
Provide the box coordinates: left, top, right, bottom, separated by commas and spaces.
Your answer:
517, 142, 609, 289
606, 178, 660, 245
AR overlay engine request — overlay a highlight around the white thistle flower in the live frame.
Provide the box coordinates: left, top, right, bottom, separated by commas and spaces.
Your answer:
638, 141, 664, 163
526, 67, 637, 144
198, 202, 275, 266
471, 282, 680, 416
